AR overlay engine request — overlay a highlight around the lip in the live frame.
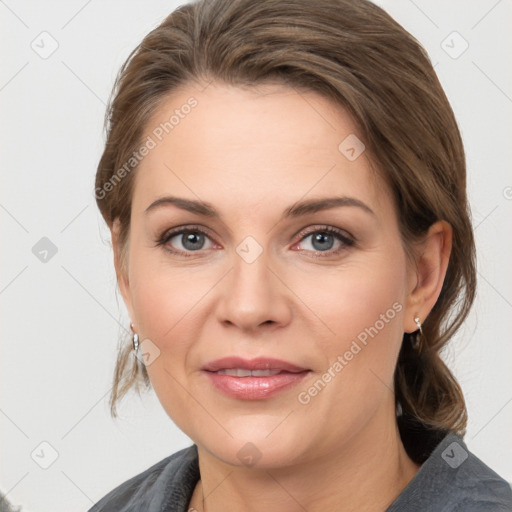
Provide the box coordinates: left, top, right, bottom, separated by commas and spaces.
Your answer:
201, 357, 311, 400
201, 356, 308, 373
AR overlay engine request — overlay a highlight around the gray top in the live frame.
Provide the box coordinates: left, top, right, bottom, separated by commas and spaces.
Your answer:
89, 432, 512, 511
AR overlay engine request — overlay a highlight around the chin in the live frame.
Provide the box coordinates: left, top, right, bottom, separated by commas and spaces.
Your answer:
193, 417, 314, 469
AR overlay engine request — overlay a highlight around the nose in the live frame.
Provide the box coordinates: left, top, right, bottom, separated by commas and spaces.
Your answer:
216, 247, 293, 333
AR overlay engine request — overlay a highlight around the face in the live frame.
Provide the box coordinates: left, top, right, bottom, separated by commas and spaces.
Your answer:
116, 81, 418, 468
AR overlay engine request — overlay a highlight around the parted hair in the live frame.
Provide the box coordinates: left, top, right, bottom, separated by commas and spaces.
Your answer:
95, 0, 476, 460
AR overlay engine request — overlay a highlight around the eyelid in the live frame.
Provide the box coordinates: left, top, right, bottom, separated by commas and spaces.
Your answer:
156, 224, 215, 249
295, 224, 355, 245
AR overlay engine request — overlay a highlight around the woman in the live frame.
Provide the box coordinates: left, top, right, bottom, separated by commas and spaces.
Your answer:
90, 0, 512, 510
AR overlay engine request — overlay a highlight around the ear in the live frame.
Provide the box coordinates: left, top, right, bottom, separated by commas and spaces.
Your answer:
403, 220, 453, 333
111, 219, 135, 325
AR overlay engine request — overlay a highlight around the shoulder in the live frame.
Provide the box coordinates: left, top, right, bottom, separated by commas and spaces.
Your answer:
448, 436, 512, 512
88, 444, 200, 512
388, 433, 512, 512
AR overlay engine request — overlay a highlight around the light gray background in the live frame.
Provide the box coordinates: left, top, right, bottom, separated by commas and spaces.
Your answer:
1, 1, 511, 510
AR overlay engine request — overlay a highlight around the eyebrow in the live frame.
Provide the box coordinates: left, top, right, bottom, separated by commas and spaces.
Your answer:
144, 195, 375, 219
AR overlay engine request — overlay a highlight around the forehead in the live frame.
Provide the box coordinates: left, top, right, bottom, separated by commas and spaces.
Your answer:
133, 81, 391, 219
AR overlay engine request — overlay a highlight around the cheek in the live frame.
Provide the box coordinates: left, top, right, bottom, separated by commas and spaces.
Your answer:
127, 249, 219, 390
128, 246, 211, 340
297, 252, 405, 344
293, 248, 407, 394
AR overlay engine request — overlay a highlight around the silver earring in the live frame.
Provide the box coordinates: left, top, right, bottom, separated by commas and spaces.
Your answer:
414, 316, 423, 335
413, 316, 423, 353
130, 323, 139, 353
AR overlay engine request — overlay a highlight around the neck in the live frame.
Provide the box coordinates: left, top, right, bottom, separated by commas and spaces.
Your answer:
190, 410, 420, 512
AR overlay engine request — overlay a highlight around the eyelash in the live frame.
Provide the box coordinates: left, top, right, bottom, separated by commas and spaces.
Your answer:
156, 224, 355, 258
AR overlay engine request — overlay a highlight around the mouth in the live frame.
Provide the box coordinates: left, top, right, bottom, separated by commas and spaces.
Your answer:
201, 356, 309, 373
214, 368, 297, 377
201, 357, 311, 400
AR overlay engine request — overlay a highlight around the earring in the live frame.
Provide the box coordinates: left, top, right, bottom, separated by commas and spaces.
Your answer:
414, 316, 423, 335
413, 316, 423, 353
130, 323, 139, 353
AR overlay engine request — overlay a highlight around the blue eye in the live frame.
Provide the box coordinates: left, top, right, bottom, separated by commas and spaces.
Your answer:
158, 227, 213, 254
296, 226, 355, 256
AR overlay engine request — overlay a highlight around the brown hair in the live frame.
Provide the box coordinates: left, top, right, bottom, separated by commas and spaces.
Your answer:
95, 0, 476, 458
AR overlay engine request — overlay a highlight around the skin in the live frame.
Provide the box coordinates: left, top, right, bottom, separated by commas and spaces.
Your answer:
112, 81, 453, 511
